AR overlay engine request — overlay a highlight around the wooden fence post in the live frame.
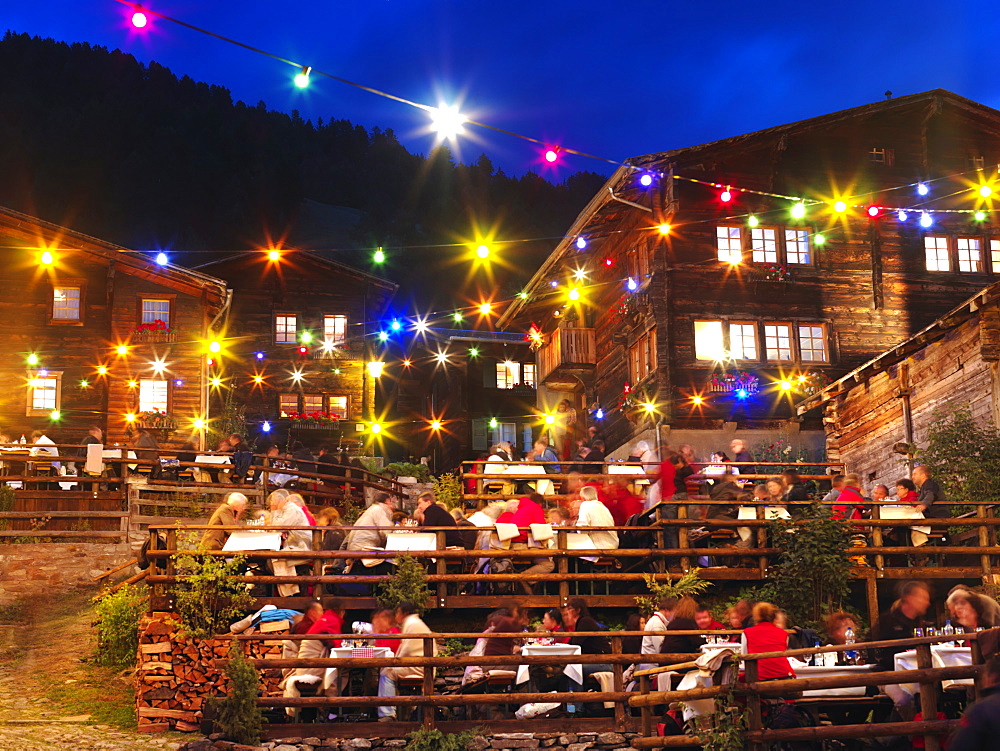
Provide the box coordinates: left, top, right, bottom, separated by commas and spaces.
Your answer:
744, 659, 765, 751
611, 633, 626, 730
422, 636, 435, 730
916, 643, 940, 751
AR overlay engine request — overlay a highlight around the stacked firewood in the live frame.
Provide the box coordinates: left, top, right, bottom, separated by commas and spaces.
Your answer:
135, 612, 288, 733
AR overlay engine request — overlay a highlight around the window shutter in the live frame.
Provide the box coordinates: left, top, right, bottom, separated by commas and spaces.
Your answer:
471, 418, 488, 451
523, 424, 534, 454
483, 362, 496, 388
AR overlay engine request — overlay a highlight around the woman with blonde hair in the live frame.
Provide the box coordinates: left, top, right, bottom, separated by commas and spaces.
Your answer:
740, 602, 794, 680
660, 596, 706, 659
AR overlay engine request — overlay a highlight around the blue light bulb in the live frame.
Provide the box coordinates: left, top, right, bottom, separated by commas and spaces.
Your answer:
736, 388, 748, 399
155, 252, 168, 266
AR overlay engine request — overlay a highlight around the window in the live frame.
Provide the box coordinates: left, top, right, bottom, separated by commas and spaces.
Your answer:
750, 227, 778, 263
490, 422, 517, 448
924, 236, 950, 272
26, 372, 61, 415
141, 298, 171, 327
303, 394, 324, 413
52, 286, 81, 321
970, 156, 986, 170
716, 226, 743, 263
991, 240, 1000, 274
798, 324, 828, 362
629, 330, 657, 382
694, 320, 725, 361
957, 238, 982, 272
139, 379, 169, 413
279, 393, 299, 416
764, 324, 793, 361
729, 322, 758, 360
522, 363, 536, 388
275, 314, 298, 344
328, 396, 348, 419
496, 361, 522, 389
324, 314, 347, 344
784, 230, 811, 265
869, 147, 895, 166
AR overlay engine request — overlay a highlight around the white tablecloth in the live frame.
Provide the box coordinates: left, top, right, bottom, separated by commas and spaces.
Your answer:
515, 643, 582, 685
323, 646, 395, 690
385, 531, 438, 551
894, 645, 972, 695
102, 448, 137, 471
792, 663, 875, 697
502, 464, 554, 495
881, 505, 931, 545
222, 530, 283, 551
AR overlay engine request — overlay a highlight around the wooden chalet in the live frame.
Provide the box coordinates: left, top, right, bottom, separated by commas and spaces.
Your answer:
499, 89, 1000, 459
195, 251, 396, 451
796, 281, 1000, 489
0, 206, 227, 446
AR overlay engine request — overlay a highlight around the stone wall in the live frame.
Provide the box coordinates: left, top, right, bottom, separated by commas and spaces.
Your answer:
0, 542, 132, 604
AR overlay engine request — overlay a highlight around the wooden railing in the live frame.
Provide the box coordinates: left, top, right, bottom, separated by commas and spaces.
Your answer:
537, 326, 596, 383
198, 629, 989, 744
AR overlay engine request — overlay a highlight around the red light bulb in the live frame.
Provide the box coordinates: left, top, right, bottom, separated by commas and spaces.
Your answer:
298, 346, 308, 355
544, 147, 559, 163
131, 9, 148, 28
720, 187, 733, 203
867, 205, 880, 218
604, 258, 613, 266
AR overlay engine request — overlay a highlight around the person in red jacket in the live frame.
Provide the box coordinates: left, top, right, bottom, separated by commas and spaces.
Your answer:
306, 597, 345, 648
831, 473, 866, 520
497, 494, 553, 594
741, 602, 794, 681
694, 604, 726, 632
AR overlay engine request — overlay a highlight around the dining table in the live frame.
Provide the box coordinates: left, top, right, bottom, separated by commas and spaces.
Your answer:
514, 642, 583, 686
893, 644, 972, 695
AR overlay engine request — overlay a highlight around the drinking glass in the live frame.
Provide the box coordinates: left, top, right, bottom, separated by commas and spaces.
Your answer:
913, 628, 924, 638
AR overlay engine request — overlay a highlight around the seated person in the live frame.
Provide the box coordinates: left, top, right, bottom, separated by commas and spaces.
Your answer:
201, 492, 249, 550
377, 601, 437, 720
563, 597, 612, 712
497, 495, 552, 594
621, 612, 646, 655
870, 580, 930, 720
371, 607, 402, 654
661, 596, 705, 670
547, 506, 571, 526
282, 598, 345, 712
740, 602, 794, 680
480, 602, 528, 674
947, 585, 1000, 658
576, 486, 619, 549
823, 611, 861, 662
948, 655, 1000, 750
268, 490, 312, 597
415, 490, 464, 547
540, 608, 570, 644
448, 507, 479, 549
316, 507, 346, 551
695, 605, 725, 632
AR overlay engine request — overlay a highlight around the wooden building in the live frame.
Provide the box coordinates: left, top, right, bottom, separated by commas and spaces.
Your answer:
499, 89, 1000, 459
195, 251, 396, 451
0, 206, 228, 446
796, 282, 1000, 489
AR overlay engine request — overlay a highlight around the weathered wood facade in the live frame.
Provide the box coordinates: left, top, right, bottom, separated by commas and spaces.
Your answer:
500, 90, 1000, 457
196, 251, 396, 450
796, 283, 1000, 490
0, 206, 227, 446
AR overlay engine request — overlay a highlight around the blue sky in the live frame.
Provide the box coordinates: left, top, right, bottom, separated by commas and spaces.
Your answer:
5, 1, 1000, 176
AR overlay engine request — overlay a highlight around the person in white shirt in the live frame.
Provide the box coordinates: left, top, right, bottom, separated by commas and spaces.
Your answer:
640, 597, 675, 672
346, 493, 398, 550
576, 486, 618, 549
30, 430, 60, 471
267, 489, 311, 596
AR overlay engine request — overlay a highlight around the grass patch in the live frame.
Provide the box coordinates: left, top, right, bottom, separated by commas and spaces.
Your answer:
0, 599, 26, 623
45, 663, 137, 729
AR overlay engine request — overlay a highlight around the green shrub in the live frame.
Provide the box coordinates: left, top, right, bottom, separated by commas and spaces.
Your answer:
406, 728, 480, 751
431, 472, 464, 509
170, 550, 253, 638
93, 584, 148, 670
636, 568, 712, 615
374, 553, 430, 612
384, 462, 432, 483
214, 642, 263, 746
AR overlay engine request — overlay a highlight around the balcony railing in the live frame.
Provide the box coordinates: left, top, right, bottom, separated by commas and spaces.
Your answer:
537, 326, 596, 384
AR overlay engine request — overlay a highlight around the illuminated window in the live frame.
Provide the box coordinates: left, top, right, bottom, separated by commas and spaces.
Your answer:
303, 394, 324, 413
52, 286, 81, 321
522, 363, 536, 388
716, 226, 743, 263
798, 325, 828, 362
694, 321, 725, 361
279, 393, 299, 416
957, 238, 982, 273
764, 323, 793, 362
729, 323, 758, 360
141, 298, 171, 327
496, 362, 521, 389
328, 396, 348, 418
991, 240, 1000, 274
324, 314, 347, 344
138, 379, 169, 413
275, 314, 298, 344
784, 229, 811, 265
26, 372, 61, 415
924, 236, 950, 272
750, 227, 778, 264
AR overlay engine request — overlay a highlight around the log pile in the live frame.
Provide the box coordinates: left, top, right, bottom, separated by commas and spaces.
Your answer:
135, 612, 288, 733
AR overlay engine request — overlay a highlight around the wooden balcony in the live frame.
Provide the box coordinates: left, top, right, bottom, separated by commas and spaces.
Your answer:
537, 326, 596, 386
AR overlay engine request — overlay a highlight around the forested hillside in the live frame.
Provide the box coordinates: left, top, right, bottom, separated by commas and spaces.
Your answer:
0, 32, 607, 306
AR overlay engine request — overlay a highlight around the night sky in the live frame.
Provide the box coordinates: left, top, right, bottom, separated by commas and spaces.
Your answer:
5, 1, 1000, 176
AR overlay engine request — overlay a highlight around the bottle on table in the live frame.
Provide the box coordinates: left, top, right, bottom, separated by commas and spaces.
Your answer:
844, 627, 859, 665
942, 620, 955, 647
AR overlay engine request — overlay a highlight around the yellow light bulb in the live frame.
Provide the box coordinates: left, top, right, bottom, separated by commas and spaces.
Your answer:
268, 249, 281, 261
980, 185, 993, 198
210, 377, 222, 387
40, 251, 54, 265
97, 365, 108, 375
116, 345, 128, 356
833, 200, 847, 213
691, 395, 703, 406
476, 244, 490, 259
49, 410, 60, 420
431, 420, 442, 430
478, 303, 492, 315
125, 413, 136, 422
568, 288, 580, 301
193, 419, 205, 429
657, 223, 671, 235
778, 380, 792, 391
643, 402, 657, 413
544, 414, 555, 425
370, 423, 383, 434
127, 380, 137, 389
252, 375, 264, 384
208, 341, 222, 354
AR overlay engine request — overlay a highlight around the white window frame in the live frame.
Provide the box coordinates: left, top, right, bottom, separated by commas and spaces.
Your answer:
141, 298, 171, 327
275, 314, 298, 344
302, 393, 324, 413
279, 393, 299, 416
798, 324, 829, 363
716, 226, 743, 263
784, 229, 811, 265
328, 396, 349, 419
52, 286, 81, 321
694, 320, 726, 361
764, 323, 794, 362
924, 236, 951, 272
324, 314, 347, 345
496, 361, 522, 389
991, 240, 1000, 274
138, 379, 169, 413
26, 371, 62, 416
750, 227, 779, 264
728, 322, 758, 361
957, 238, 982, 273
522, 363, 536, 388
